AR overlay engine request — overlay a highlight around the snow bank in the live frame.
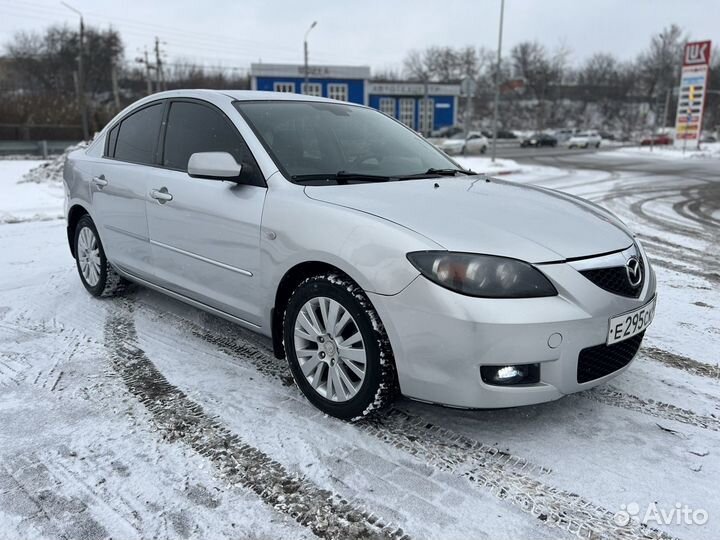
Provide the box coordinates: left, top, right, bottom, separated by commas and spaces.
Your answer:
20, 142, 87, 184
606, 142, 720, 160
0, 160, 64, 224
453, 156, 524, 175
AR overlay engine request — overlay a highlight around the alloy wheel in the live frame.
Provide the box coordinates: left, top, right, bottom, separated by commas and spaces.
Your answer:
77, 226, 102, 287
293, 296, 367, 402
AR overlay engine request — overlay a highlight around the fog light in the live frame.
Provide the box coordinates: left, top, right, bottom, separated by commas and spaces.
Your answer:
480, 363, 540, 386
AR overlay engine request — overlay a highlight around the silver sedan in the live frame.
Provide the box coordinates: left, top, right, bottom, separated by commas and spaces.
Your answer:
64, 90, 656, 420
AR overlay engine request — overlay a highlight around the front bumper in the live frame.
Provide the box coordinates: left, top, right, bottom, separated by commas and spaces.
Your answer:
368, 252, 656, 409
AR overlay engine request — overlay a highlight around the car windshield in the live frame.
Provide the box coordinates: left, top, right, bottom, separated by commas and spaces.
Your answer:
449, 132, 466, 140
235, 100, 462, 182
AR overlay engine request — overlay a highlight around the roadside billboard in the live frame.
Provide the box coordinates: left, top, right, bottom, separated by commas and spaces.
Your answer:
674, 40, 712, 147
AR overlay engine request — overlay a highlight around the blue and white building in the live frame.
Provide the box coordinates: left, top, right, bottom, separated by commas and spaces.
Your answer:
250, 63, 370, 106
250, 63, 460, 133
367, 81, 459, 133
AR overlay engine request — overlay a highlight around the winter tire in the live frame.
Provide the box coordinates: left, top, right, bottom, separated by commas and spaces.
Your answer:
74, 215, 126, 297
283, 273, 397, 420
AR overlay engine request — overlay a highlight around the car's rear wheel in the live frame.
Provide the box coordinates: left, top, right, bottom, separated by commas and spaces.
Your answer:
74, 215, 126, 297
283, 274, 397, 420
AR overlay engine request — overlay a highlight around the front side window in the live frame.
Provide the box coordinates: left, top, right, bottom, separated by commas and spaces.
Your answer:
114, 103, 164, 164
235, 100, 459, 180
163, 101, 262, 186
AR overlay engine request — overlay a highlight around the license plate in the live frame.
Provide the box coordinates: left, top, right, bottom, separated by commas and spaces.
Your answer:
607, 297, 656, 345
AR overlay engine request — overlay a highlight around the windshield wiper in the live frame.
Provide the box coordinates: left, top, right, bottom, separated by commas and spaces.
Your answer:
425, 168, 475, 176
292, 171, 392, 184
394, 168, 476, 180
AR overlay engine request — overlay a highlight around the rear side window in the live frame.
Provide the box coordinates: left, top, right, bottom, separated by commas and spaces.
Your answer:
163, 101, 262, 185
105, 125, 119, 157
114, 103, 163, 164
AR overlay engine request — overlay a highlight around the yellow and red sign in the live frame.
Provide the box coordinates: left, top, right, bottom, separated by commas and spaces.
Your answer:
674, 41, 712, 145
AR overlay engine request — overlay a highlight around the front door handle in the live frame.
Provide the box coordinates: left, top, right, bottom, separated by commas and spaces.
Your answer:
92, 175, 108, 187
149, 187, 173, 203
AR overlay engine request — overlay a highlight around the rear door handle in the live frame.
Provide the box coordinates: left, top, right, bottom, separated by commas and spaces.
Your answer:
92, 175, 108, 187
149, 187, 173, 203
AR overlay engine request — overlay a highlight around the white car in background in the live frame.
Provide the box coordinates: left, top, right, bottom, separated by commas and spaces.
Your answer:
567, 131, 602, 149
438, 131, 489, 155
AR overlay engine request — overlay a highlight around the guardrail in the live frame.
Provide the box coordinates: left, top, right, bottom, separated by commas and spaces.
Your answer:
0, 140, 79, 158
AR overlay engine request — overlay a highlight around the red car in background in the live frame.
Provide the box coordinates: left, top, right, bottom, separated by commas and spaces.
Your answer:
640, 134, 673, 146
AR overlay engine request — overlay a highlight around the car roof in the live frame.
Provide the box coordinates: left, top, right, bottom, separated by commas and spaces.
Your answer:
140, 88, 345, 104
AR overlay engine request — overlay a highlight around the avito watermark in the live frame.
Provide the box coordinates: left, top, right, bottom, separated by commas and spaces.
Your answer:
614, 502, 709, 527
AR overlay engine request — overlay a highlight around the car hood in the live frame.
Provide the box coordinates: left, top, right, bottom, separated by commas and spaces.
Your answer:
304, 176, 634, 263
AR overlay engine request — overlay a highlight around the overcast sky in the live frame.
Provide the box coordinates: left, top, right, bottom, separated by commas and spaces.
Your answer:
1, 0, 717, 73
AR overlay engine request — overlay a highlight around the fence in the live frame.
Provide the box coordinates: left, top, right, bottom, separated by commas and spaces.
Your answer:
0, 123, 84, 142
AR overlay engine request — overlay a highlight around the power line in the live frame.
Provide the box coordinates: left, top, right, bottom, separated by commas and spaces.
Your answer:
0, 1, 373, 65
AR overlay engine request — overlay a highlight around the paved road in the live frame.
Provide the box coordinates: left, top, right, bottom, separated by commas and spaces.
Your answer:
490, 142, 619, 161
515, 149, 720, 182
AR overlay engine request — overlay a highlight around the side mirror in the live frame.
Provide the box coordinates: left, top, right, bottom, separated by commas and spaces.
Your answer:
187, 152, 242, 180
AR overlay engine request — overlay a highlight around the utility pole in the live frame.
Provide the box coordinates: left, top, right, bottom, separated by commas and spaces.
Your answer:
490, 0, 505, 162
423, 79, 430, 136
663, 88, 671, 132
111, 63, 120, 109
62, 2, 89, 140
154, 37, 164, 92
303, 21, 317, 91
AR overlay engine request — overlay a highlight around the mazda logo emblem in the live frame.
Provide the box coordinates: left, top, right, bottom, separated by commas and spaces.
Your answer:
626, 257, 643, 288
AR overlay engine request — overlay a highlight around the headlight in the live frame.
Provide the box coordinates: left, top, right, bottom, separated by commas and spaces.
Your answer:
406, 251, 557, 298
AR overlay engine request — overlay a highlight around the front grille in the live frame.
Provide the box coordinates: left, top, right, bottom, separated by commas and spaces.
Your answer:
580, 257, 643, 298
577, 331, 645, 383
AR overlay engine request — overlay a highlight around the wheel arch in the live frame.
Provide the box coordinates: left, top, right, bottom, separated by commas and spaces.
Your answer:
67, 203, 91, 258
271, 260, 366, 359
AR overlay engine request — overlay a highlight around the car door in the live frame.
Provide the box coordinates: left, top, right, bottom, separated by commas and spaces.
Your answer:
90, 101, 164, 279
466, 134, 484, 153
144, 99, 267, 324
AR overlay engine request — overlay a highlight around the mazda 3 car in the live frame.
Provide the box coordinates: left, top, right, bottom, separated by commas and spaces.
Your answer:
64, 90, 656, 420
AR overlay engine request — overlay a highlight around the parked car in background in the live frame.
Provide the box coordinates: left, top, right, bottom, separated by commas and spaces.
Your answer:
553, 128, 576, 143
430, 125, 463, 138
438, 131, 488, 155
567, 131, 602, 149
496, 130, 517, 139
700, 134, 717, 143
63, 90, 656, 419
640, 134, 673, 146
520, 133, 558, 148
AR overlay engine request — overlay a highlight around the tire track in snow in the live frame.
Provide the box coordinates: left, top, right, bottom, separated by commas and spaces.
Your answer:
120, 296, 675, 539
583, 386, 720, 432
641, 347, 720, 380
129, 295, 551, 478
104, 305, 408, 540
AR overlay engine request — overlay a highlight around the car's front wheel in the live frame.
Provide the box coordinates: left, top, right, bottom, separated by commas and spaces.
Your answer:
74, 215, 126, 297
283, 274, 397, 420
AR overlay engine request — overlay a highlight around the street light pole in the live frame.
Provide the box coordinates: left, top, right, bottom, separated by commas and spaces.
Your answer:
304, 21, 317, 92
61, 1, 89, 140
490, 0, 505, 162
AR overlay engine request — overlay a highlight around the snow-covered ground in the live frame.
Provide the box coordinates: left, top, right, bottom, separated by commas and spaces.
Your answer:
1, 157, 719, 539
0, 160, 64, 224
599, 142, 720, 160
